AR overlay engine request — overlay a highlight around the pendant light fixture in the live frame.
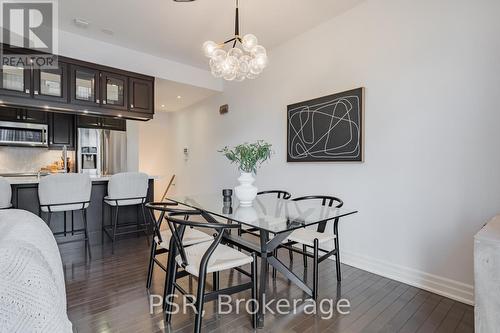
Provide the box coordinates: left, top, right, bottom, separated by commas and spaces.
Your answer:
202, 0, 268, 81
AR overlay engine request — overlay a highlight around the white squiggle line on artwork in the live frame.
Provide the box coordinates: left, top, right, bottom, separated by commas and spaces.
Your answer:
288, 95, 360, 159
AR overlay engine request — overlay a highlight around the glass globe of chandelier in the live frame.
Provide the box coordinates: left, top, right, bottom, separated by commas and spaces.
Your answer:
202, 0, 268, 81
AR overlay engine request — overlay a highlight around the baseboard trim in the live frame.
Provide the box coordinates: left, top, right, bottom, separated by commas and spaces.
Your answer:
337, 251, 474, 305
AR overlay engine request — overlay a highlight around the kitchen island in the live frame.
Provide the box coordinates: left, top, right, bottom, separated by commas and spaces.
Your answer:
7, 175, 155, 240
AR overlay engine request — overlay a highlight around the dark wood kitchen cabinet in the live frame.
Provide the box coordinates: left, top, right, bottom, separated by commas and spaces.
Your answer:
33, 61, 69, 103
0, 43, 154, 121
102, 72, 128, 111
0, 107, 47, 123
70, 65, 100, 107
48, 112, 75, 150
129, 78, 153, 114
77, 115, 126, 131
0, 65, 31, 98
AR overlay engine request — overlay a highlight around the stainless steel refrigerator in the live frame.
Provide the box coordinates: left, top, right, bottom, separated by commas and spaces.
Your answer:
77, 128, 127, 176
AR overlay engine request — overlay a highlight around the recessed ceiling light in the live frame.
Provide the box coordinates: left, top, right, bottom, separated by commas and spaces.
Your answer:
173, 0, 196, 2
117, 114, 122, 118
161, 104, 165, 108
73, 18, 90, 28
83, 110, 88, 114
177, 95, 182, 99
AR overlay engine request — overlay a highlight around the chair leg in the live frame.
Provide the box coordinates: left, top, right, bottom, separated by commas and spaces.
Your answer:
313, 238, 319, 300
83, 209, 91, 259
63, 211, 67, 237
213, 271, 220, 309
146, 241, 158, 289
251, 252, 258, 329
334, 236, 341, 282
194, 272, 207, 333
111, 206, 119, 254
289, 248, 293, 263
303, 244, 308, 269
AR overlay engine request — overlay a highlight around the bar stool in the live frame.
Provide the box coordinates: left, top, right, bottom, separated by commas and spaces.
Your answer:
102, 172, 149, 253
0, 176, 12, 209
38, 173, 92, 256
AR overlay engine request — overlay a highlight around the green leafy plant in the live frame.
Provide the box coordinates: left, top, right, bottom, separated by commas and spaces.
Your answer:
219, 141, 273, 174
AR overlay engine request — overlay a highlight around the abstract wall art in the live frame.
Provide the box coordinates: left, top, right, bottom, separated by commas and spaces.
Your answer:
287, 87, 364, 162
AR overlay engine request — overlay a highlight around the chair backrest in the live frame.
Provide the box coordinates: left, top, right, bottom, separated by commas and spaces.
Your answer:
108, 172, 148, 201
38, 173, 91, 209
291, 195, 343, 208
291, 195, 344, 233
0, 176, 12, 209
165, 211, 240, 273
257, 190, 291, 200
145, 201, 190, 243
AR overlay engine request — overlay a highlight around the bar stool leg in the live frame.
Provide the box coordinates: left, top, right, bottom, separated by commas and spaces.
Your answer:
63, 211, 67, 237
83, 208, 91, 259
111, 206, 119, 254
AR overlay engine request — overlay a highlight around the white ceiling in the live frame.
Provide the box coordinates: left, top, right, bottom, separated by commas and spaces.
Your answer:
155, 78, 218, 112
59, 0, 364, 69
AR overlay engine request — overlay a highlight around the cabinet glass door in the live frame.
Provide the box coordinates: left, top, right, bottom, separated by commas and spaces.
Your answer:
34, 62, 67, 102
2, 66, 24, 91
71, 65, 99, 106
102, 72, 127, 110
75, 70, 95, 101
41, 70, 62, 96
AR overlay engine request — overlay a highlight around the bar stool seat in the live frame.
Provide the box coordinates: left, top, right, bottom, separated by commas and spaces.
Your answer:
0, 177, 12, 209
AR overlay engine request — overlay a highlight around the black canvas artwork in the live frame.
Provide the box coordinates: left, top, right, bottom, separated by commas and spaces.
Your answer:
287, 87, 364, 162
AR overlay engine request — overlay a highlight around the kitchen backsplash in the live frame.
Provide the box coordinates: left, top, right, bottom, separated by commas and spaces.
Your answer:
0, 147, 75, 173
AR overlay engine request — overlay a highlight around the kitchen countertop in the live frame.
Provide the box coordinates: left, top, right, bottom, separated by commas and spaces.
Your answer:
6, 174, 159, 185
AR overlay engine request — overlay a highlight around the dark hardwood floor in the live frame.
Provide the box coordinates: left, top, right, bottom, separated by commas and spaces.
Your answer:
61, 234, 474, 333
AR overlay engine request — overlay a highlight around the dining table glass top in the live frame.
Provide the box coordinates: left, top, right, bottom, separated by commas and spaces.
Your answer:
167, 193, 357, 234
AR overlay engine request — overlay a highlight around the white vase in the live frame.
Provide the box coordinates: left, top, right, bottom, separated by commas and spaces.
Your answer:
234, 172, 258, 207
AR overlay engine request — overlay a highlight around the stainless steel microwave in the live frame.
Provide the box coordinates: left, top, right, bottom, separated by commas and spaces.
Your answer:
0, 121, 48, 147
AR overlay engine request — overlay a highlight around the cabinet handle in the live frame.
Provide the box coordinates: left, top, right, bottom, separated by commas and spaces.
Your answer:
34, 90, 39, 95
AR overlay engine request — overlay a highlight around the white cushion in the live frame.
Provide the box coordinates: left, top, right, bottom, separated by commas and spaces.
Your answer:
156, 228, 213, 250
105, 172, 148, 206
287, 228, 336, 247
175, 242, 253, 276
38, 174, 91, 212
0, 177, 12, 209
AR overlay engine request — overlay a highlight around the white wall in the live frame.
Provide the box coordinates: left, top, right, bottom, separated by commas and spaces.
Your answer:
139, 0, 500, 304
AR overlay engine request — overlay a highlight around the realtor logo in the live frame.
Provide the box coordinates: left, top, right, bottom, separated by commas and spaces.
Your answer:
0, 0, 58, 68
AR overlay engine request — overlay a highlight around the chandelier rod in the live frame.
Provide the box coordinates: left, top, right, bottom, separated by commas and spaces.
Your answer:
233, 0, 240, 47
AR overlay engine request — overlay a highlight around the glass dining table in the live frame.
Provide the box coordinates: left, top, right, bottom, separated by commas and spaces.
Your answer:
166, 193, 358, 328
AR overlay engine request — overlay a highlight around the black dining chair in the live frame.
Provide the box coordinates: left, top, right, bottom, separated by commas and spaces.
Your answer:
280, 195, 343, 300
164, 210, 258, 333
238, 190, 292, 238
145, 202, 213, 289
237, 190, 292, 280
